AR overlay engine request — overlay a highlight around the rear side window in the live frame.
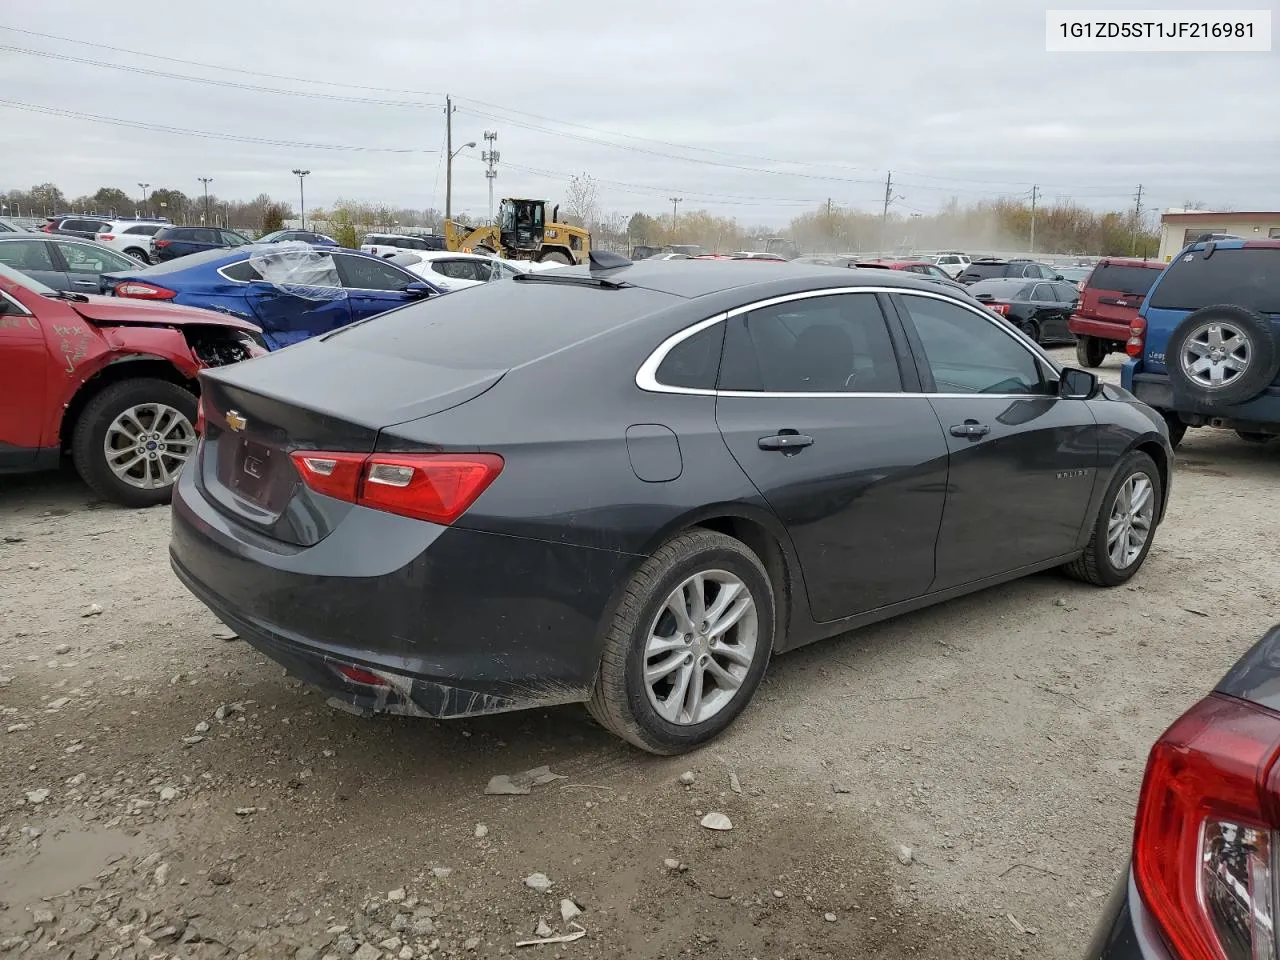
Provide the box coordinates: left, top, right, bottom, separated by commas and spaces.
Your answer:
655, 323, 724, 390
221, 260, 264, 282
1148, 249, 1280, 314
1088, 264, 1160, 297
123, 225, 161, 236
719, 293, 902, 393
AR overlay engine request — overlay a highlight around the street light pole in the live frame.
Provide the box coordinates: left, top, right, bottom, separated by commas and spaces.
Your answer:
292, 169, 310, 230
670, 197, 683, 233
198, 177, 213, 225
137, 182, 150, 217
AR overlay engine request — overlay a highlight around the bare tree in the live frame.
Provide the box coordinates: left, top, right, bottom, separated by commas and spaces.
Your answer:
562, 173, 600, 228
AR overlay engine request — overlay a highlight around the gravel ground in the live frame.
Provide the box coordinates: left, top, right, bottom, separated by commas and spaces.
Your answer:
2, 349, 1278, 960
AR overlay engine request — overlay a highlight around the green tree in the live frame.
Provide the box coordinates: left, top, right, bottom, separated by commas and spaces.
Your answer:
328, 205, 361, 249
261, 203, 285, 234
92, 187, 133, 214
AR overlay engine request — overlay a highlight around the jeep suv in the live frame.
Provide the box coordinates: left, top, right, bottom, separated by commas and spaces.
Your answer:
1069, 257, 1165, 367
1122, 238, 1280, 446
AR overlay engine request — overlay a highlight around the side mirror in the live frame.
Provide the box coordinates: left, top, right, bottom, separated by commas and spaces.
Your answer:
1058, 367, 1098, 400
403, 281, 435, 298
1053, 273, 1065, 281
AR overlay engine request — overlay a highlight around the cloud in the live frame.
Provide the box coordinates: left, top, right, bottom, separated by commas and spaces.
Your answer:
0, 0, 1274, 223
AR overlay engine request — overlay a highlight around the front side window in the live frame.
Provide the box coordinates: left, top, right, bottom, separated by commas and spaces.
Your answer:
0, 240, 55, 272
901, 294, 1048, 395
60, 242, 135, 274
220, 231, 250, 247
719, 293, 903, 393
335, 254, 414, 291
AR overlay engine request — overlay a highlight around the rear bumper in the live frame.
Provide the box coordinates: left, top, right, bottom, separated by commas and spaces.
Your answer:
1129, 371, 1280, 427
1069, 316, 1128, 342
1083, 866, 1171, 960
170, 463, 637, 718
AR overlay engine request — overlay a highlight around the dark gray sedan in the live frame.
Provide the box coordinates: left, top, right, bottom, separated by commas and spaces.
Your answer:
0, 233, 146, 293
170, 255, 1174, 754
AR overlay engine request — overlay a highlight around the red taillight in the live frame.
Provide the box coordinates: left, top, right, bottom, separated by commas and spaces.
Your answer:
98, 234, 115, 241
989, 302, 1010, 316
1127, 315, 1147, 357
41, 223, 54, 233
195, 396, 206, 435
334, 664, 389, 687
1134, 694, 1280, 960
289, 451, 503, 525
115, 281, 177, 300
153, 239, 171, 248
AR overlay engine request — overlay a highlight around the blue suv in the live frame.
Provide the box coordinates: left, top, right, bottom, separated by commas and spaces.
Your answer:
1122, 238, 1280, 447
151, 225, 252, 262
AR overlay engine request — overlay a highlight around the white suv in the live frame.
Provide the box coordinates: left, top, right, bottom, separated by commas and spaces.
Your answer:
94, 220, 169, 264
932, 252, 971, 278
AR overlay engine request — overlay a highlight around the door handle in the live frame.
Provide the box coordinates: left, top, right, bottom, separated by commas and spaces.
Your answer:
758, 433, 814, 453
72, 279, 97, 287
949, 421, 990, 440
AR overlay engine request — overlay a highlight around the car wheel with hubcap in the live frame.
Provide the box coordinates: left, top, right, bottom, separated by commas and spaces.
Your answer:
1166, 304, 1279, 405
1019, 319, 1041, 344
588, 529, 774, 754
1076, 335, 1107, 368
72, 378, 198, 508
1062, 450, 1162, 587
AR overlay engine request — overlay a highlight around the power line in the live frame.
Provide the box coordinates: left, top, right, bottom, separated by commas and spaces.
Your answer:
0, 98, 440, 153
0, 43, 442, 108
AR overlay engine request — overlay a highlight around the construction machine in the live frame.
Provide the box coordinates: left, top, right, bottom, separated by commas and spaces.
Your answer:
443, 198, 590, 265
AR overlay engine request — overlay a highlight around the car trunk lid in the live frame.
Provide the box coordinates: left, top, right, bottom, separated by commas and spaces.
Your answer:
1078, 261, 1162, 327
195, 339, 507, 546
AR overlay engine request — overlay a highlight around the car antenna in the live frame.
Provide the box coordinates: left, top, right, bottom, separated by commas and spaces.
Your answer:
587, 250, 632, 271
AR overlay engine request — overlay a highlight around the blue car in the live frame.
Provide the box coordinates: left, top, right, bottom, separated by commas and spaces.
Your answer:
103, 245, 444, 349
257, 229, 340, 247
1122, 238, 1280, 447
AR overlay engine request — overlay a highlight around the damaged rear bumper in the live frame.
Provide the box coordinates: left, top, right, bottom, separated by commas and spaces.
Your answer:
169, 465, 638, 719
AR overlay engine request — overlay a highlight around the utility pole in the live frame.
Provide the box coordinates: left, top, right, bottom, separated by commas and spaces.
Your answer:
1029, 184, 1039, 255
1131, 183, 1144, 256
198, 177, 213, 224
445, 96, 454, 223
137, 182, 150, 217
670, 197, 682, 233
880, 172, 902, 253
482, 130, 500, 225
292, 169, 310, 229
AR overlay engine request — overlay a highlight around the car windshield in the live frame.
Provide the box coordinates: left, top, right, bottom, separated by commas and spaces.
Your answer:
1088, 263, 1161, 297
0, 260, 55, 294
1148, 248, 1280, 314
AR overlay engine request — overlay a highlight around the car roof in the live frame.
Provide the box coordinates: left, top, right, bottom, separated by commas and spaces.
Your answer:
1093, 256, 1164, 269
546, 258, 961, 300
0, 232, 109, 243
1179, 238, 1280, 254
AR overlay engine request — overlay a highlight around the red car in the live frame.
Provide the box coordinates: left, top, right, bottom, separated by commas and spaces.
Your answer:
0, 261, 265, 506
1067, 258, 1165, 368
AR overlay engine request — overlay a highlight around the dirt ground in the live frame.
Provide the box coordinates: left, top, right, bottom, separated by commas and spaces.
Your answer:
2, 349, 1278, 960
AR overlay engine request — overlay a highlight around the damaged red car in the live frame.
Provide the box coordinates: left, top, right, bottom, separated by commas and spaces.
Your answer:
0, 261, 265, 506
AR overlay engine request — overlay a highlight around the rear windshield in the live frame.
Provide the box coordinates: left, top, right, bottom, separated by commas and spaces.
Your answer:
1148, 248, 1280, 314
1088, 264, 1160, 297
968, 279, 1032, 299
961, 263, 1011, 280
328, 279, 679, 366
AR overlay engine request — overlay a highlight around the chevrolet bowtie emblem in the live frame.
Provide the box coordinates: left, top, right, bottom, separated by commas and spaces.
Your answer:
225, 410, 248, 432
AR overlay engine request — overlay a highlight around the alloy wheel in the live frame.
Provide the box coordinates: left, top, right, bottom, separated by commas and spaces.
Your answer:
1107, 473, 1155, 570
1182, 321, 1250, 389
103, 403, 197, 490
643, 570, 758, 725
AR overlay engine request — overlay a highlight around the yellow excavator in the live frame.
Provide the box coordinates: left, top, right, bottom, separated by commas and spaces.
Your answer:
444, 198, 590, 265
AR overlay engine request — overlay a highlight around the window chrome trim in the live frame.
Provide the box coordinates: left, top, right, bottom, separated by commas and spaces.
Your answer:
0, 289, 32, 316
634, 285, 1060, 398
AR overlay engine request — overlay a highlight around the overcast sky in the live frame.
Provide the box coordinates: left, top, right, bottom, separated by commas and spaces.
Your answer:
1, 0, 1276, 225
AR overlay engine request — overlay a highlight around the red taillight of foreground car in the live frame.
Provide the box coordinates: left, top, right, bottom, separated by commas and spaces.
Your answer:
1133, 693, 1280, 960
115, 281, 177, 300
1127, 315, 1147, 357
289, 451, 504, 525
98, 234, 115, 241
988, 302, 1010, 316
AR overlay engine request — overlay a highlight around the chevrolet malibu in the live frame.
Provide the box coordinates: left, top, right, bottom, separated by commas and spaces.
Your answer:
170, 255, 1173, 754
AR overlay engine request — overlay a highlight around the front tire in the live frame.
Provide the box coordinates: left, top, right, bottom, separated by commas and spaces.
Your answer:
71, 378, 198, 508
1019, 319, 1042, 344
1062, 451, 1162, 587
588, 529, 775, 755
1076, 335, 1107, 368
539, 250, 572, 265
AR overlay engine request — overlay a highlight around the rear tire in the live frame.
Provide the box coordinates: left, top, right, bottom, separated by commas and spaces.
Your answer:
71, 378, 198, 508
1019, 319, 1041, 344
1062, 451, 1162, 587
123, 247, 151, 265
539, 250, 572, 265
588, 529, 775, 755
1162, 412, 1187, 449
1076, 335, 1107, 368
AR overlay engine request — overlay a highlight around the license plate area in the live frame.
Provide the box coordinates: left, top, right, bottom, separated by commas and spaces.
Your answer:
220, 437, 292, 512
